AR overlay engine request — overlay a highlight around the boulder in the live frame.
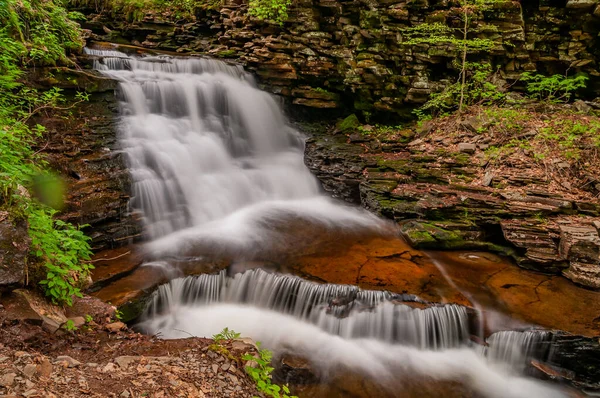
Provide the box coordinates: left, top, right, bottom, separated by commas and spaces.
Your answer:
566, 0, 598, 10
560, 225, 600, 288
1, 289, 68, 333
0, 215, 30, 290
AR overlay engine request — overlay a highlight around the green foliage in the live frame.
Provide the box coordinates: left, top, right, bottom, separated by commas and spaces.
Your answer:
248, 0, 292, 25
0, 0, 92, 306
62, 319, 78, 331
243, 342, 297, 398
419, 63, 505, 116
31, 208, 93, 306
212, 327, 241, 344
74, 0, 222, 22
520, 72, 588, 102
403, 0, 507, 116
0, 0, 83, 67
85, 314, 93, 323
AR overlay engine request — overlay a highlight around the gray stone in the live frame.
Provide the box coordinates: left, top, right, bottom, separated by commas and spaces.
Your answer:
0, 217, 30, 289
482, 172, 494, 187
574, 99, 592, 114
458, 143, 476, 154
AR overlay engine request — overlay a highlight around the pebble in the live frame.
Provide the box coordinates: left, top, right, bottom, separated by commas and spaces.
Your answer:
55, 356, 81, 368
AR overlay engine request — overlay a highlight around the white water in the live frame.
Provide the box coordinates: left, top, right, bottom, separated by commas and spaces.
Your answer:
141, 269, 468, 349
138, 304, 565, 398
88, 47, 567, 397
85, 47, 384, 249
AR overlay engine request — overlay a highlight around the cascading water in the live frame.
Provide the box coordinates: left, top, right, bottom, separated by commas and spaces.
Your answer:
138, 269, 469, 349
89, 46, 568, 398
85, 47, 381, 246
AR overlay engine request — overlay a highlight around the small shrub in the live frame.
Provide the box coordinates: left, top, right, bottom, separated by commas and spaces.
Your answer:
248, 0, 292, 25
243, 342, 297, 398
520, 72, 588, 102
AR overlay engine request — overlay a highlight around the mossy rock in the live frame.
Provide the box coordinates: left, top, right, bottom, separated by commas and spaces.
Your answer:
336, 114, 361, 132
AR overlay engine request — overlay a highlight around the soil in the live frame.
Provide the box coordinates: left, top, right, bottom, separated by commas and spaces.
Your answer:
0, 295, 261, 397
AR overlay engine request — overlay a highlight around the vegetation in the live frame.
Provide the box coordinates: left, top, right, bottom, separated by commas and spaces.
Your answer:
520, 72, 588, 102
402, 0, 507, 115
0, 0, 93, 306
248, 0, 291, 25
242, 342, 297, 398
210, 328, 296, 398
72, 0, 291, 24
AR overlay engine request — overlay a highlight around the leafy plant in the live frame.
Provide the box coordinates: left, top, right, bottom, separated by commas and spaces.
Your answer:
402, 0, 507, 115
62, 319, 77, 331
0, 1, 93, 307
520, 72, 588, 102
248, 0, 292, 25
212, 327, 241, 344
243, 342, 297, 398
31, 208, 94, 306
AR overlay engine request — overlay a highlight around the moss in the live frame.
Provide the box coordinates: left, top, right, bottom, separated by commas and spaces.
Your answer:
215, 49, 236, 58
336, 114, 361, 132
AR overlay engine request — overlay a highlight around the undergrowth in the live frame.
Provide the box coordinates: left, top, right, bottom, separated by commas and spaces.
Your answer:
211, 328, 297, 398
0, 0, 93, 306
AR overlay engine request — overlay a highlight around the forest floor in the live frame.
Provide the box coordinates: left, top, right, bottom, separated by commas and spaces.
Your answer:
0, 294, 260, 397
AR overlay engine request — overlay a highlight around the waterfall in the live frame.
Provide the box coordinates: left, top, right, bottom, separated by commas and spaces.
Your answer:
139, 269, 469, 349
85, 47, 381, 244
88, 46, 568, 398
485, 330, 552, 372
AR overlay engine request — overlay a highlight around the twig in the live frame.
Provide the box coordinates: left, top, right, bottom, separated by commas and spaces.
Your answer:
90, 250, 131, 263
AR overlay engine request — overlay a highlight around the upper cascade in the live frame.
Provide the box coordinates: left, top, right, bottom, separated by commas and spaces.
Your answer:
86, 47, 337, 240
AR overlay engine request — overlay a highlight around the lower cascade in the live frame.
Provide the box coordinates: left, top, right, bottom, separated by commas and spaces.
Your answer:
87, 46, 572, 397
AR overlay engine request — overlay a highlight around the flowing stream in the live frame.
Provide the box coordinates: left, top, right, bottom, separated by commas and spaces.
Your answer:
88, 46, 568, 397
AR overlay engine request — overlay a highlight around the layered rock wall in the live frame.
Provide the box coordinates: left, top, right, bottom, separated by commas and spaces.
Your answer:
29, 68, 142, 251
81, 0, 600, 116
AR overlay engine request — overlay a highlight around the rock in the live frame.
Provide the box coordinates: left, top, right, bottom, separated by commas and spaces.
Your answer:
501, 220, 566, 272
37, 358, 52, 378
1, 289, 68, 333
560, 225, 600, 288
274, 354, 317, 384
336, 114, 360, 132
102, 362, 117, 373
105, 321, 126, 333
458, 143, 476, 154
55, 356, 81, 368
0, 372, 16, 387
0, 217, 30, 289
69, 316, 86, 329
482, 172, 494, 187
115, 356, 139, 369
22, 364, 37, 379
574, 100, 592, 114
566, 0, 598, 10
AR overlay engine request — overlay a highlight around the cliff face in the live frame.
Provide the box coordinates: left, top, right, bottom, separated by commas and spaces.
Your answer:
81, 0, 600, 116
28, 68, 143, 251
